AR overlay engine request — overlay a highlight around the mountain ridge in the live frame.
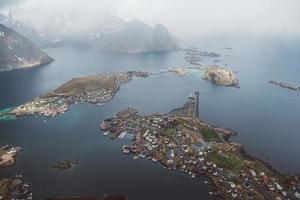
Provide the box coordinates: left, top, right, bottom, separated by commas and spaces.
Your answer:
0, 24, 54, 72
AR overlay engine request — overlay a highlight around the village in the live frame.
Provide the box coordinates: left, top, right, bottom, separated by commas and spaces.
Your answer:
100, 92, 300, 200
2, 71, 150, 118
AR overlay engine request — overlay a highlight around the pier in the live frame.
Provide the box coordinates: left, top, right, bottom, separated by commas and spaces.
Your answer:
194, 91, 199, 119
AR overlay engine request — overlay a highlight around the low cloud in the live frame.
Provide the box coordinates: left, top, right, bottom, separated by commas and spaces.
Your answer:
3, 0, 300, 39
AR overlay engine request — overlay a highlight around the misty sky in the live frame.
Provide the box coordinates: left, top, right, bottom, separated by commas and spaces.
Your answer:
1, 0, 300, 39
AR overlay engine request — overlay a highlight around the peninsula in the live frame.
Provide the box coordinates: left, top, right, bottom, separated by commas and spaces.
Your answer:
100, 92, 300, 200
3, 71, 149, 118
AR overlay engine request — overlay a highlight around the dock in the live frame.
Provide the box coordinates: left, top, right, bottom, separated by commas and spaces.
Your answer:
194, 91, 199, 119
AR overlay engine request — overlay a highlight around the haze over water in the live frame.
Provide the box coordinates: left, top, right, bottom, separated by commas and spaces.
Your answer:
0, 35, 300, 199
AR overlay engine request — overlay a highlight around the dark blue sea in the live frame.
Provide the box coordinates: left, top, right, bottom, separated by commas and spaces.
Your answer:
0, 35, 299, 199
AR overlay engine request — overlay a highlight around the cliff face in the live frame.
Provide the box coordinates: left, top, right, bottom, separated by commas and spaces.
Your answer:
0, 24, 53, 72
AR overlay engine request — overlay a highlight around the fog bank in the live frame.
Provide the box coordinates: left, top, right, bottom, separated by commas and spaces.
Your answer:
2, 0, 300, 39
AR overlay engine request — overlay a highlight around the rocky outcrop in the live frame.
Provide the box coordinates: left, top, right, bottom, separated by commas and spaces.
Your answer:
0, 24, 53, 72
203, 67, 239, 87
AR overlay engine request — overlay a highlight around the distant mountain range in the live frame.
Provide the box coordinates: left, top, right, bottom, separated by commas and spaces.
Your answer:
0, 24, 53, 72
0, 12, 180, 53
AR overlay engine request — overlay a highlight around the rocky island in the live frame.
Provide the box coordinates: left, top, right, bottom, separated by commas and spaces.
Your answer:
184, 47, 221, 57
100, 92, 300, 200
184, 47, 221, 66
0, 24, 53, 72
53, 160, 79, 171
203, 67, 240, 88
0, 145, 22, 167
0, 175, 32, 200
269, 81, 299, 91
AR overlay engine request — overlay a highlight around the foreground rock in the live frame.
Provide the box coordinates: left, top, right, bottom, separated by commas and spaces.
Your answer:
100, 92, 300, 200
0, 145, 23, 167
0, 175, 32, 200
0, 24, 53, 72
203, 67, 240, 87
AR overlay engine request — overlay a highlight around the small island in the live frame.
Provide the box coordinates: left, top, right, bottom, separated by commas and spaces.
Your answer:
184, 47, 220, 66
100, 92, 300, 199
203, 67, 240, 88
269, 81, 299, 91
53, 160, 79, 171
0, 145, 23, 167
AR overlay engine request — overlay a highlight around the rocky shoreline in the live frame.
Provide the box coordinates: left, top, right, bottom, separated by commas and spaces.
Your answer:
269, 81, 299, 91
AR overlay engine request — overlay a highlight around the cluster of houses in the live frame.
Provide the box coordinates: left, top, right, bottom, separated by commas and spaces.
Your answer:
11, 87, 116, 118
101, 105, 300, 199
75, 89, 114, 104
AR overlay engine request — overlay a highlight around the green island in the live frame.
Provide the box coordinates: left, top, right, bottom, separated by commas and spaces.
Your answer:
100, 92, 300, 200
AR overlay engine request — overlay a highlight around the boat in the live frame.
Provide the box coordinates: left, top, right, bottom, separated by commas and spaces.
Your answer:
103, 131, 109, 136
118, 131, 127, 139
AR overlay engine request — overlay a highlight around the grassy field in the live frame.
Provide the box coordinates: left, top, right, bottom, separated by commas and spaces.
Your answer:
207, 152, 244, 170
164, 127, 176, 136
200, 128, 220, 142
